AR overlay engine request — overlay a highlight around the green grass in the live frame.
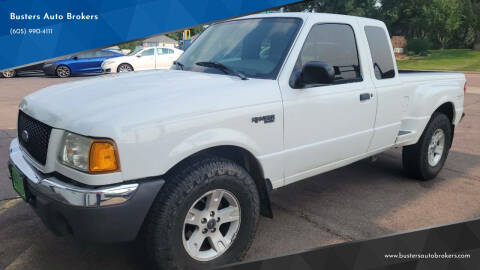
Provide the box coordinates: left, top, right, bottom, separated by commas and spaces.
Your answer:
397, 49, 480, 72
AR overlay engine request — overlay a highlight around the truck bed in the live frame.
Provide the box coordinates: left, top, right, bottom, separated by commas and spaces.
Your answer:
399, 70, 465, 84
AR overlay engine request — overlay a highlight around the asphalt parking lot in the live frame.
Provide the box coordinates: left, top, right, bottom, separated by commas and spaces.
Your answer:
0, 74, 479, 269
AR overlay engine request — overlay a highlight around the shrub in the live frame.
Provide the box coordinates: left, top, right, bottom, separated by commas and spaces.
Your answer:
407, 38, 432, 55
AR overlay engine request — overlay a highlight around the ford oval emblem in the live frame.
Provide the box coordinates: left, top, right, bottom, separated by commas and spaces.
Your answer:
22, 130, 29, 142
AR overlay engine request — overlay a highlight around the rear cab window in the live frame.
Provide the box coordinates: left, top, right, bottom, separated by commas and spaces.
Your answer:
364, 26, 396, 80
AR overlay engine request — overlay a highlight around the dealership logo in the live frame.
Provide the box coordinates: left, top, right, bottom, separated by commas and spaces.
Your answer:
22, 130, 29, 142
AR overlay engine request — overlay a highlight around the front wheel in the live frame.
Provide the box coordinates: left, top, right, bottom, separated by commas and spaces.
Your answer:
402, 112, 452, 180
117, 63, 133, 72
143, 157, 260, 270
2, 70, 16, 78
56, 65, 71, 78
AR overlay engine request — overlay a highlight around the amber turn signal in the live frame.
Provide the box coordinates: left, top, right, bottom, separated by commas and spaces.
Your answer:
89, 140, 120, 173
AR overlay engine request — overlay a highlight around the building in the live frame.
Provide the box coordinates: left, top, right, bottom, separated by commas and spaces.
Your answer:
142, 35, 178, 48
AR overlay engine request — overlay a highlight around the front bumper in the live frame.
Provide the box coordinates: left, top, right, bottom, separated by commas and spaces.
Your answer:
42, 63, 57, 76
101, 62, 116, 73
8, 138, 164, 242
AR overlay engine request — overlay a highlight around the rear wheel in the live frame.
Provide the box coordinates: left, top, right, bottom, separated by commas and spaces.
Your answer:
56, 65, 71, 78
2, 70, 16, 78
117, 63, 133, 72
143, 157, 260, 270
402, 113, 452, 180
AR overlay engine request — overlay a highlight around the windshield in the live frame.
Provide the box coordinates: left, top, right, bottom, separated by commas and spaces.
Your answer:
175, 17, 302, 79
128, 47, 143, 56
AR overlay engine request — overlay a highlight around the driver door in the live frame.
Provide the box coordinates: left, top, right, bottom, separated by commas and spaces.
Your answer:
279, 23, 377, 185
135, 48, 156, 71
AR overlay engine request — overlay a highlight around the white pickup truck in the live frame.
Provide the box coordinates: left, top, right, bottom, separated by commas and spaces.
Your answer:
8, 13, 465, 269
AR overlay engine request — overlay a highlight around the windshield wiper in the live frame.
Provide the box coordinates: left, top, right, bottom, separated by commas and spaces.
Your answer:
173, 61, 184, 70
195, 61, 248, 80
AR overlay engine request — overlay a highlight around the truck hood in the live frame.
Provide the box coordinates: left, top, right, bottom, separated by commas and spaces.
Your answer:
20, 70, 280, 136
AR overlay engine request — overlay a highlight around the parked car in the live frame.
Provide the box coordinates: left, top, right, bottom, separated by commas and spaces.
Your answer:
101, 46, 183, 73
1, 63, 45, 78
42, 49, 123, 78
8, 13, 465, 269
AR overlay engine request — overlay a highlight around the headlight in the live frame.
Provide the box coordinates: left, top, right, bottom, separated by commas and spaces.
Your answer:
103, 60, 113, 66
59, 132, 120, 174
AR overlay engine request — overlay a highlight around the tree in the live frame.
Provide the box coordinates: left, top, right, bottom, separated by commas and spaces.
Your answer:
461, 0, 480, 48
118, 40, 142, 51
423, 0, 462, 49
379, 0, 430, 38
281, 0, 473, 49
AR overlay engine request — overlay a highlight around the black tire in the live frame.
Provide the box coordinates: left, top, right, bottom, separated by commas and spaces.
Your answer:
56, 65, 71, 78
402, 112, 453, 180
2, 70, 16, 78
143, 157, 260, 270
117, 63, 133, 72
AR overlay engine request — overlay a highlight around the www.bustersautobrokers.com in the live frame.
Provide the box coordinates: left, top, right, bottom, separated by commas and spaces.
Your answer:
10, 12, 99, 21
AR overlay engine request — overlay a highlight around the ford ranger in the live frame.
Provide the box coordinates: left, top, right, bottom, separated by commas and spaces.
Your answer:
8, 13, 466, 269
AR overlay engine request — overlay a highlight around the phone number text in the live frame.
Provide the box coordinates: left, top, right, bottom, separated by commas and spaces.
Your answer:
10, 28, 54, 35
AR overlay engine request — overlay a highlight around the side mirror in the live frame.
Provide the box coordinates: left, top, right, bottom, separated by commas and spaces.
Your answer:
291, 61, 335, 89
72, 56, 78, 60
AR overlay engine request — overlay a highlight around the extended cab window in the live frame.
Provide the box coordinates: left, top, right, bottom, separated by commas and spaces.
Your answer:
365, 26, 396, 79
293, 24, 362, 86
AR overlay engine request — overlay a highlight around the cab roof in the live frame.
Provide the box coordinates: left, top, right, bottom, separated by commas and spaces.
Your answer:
235, 12, 383, 26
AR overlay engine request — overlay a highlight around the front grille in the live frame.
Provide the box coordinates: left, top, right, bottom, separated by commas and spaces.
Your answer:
17, 111, 52, 165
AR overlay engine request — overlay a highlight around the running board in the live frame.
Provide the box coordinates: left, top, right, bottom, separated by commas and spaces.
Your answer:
395, 130, 415, 144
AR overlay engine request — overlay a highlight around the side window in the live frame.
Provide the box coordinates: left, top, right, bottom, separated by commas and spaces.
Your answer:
293, 24, 362, 86
157, 48, 165, 55
95, 51, 113, 57
102, 51, 115, 57
364, 26, 396, 80
141, 48, 154, 56
77, 52, 95, 59
167, 49, 174, 54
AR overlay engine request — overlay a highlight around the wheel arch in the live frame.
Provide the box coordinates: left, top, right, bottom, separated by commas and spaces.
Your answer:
433, 102, 455, 124
432, 101, 456, 144
163, 145, 273, 218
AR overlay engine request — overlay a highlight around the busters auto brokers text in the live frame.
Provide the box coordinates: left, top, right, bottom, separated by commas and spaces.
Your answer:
10, 12, 99, 21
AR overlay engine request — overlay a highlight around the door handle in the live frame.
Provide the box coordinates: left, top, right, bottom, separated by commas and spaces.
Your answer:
360, 93, 372, 101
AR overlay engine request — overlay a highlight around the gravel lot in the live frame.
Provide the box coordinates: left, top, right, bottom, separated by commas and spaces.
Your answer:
0, 74, 479, 270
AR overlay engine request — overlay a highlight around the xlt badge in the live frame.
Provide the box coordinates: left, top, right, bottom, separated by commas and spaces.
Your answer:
252, 115, 275, 124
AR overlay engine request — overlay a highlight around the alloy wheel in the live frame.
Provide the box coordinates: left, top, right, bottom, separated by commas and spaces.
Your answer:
428, 129, 445, 167
182, 189, 241, 261
2, 70, 16, 78
118, 64, 132, 72
56, 66, 71, 78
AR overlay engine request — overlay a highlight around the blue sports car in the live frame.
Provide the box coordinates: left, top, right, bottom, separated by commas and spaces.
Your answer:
43, 49, 123, 78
